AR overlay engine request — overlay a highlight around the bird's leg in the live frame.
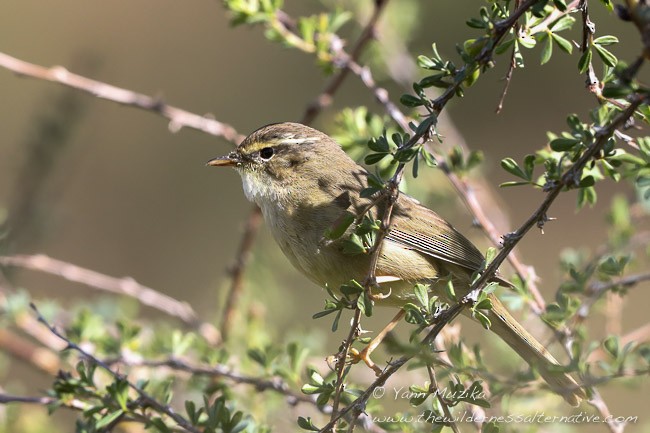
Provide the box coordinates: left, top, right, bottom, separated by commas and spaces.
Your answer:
350, 309, 406, 375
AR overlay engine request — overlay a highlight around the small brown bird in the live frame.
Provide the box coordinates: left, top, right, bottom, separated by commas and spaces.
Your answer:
208, 122, 585, 405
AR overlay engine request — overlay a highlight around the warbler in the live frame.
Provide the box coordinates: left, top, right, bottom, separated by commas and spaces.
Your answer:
208, 122, 584, 405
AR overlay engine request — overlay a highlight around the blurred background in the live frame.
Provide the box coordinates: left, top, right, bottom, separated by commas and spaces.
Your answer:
1, 0, 648, 431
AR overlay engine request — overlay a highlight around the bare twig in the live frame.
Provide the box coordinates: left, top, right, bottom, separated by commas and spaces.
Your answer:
579, 0, 601, 96
30, 303, 201, 433
219, 205, 262, 341
0, 328, 61, 375
0, 254, 219, 343
0, 52, 245, 144
495, 42, 518, 114
0, 393, 85, 409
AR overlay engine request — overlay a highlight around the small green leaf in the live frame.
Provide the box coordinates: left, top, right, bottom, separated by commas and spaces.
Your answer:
552, 33, 573, 54
368, 136, 390, 152
552, 0, 567, 11
603, 335, 619, 358
364, 152, 388, 165
357, 291, 373, 317
550, 15, 575, 32
297, 416, 320, 431
417, 55, 436, 69
500, 181, 531, 188
518, 34, 536, 49
578, 49, 592, 73
593, 35, 619, 46
550, 137, 581, 151
400, 94, 424, 107
324, 212, 355, 240
95, 410, 124, 429
541, 33, 553, 64
501, 158, 529, 180
414, 284, 429, 307
593, 44, 617, 67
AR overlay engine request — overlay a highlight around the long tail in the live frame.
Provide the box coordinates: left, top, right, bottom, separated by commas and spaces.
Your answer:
486, 294, 585, 406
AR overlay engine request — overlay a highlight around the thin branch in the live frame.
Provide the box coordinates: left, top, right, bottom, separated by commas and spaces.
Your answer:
576, 272, 650, 322
343, 2, 549, 312
301, 0, 389, 125
325, 2, 561, 429
325, 90, 645, 433
105, 355, 387, 433
0, 328, 61, 375
495, 41, 518, 114
427, 365, 460, 433
579, 0, 601, 96
30, 303, 201, 433
219, 205, 262, 341
0, 255, 219, 343
0, 393, 86, 409
0, 52, 245, 144
529, 0, 582, 34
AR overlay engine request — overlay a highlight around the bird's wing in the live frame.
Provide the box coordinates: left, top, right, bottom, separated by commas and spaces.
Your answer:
386, 195, 487, 273
386, 226, 486, 272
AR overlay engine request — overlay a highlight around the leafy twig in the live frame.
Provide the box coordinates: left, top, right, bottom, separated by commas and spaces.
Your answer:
30, 303, 202, 433
576, 272, 650, 322
301, 0, 390, 125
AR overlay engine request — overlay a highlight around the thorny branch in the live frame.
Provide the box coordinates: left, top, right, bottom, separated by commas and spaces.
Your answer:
326, 78, 647, 433
219, 205, 262, 341
0, 254, 219, 342
30, 303, 202, 433
0, 52, 245, 143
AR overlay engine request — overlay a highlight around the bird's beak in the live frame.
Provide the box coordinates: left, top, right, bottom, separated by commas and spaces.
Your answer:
206, 152, 239, 167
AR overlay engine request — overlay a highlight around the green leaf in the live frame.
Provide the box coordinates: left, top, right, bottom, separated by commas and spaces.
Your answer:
324, 212, 355, 240
552, 0, 567, 11
541, 33, 553, 65
357, 291, 373, 317
95, 410, 123, 429
552, 33, 573, 54
550, 137, 581, 151
518, 33, 536, 49
483, 421, 500, 433
400, 94, 424, 107
297, 416, 320, 431
603, 335, 619, 358
578, 49, 592, 73
500, 181, 531, 188
593, 35, 619, 46
368, 136, 390, 152
577, 186, 597, 208
550, 15, 575, 32
417, 55, 436, 69
414, 284, 429, 307
501, 158, 529, 180
364, 152, 388, 165
341, 234, 366, 255
593, 44, 617, 67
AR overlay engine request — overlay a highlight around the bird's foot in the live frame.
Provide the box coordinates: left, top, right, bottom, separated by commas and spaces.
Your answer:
349, 347, 383, 376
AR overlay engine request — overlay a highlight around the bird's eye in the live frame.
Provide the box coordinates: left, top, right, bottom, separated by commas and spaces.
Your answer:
259, 147, 274, 160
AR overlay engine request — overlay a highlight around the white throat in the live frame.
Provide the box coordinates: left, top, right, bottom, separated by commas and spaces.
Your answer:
239, 171, 287, 209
